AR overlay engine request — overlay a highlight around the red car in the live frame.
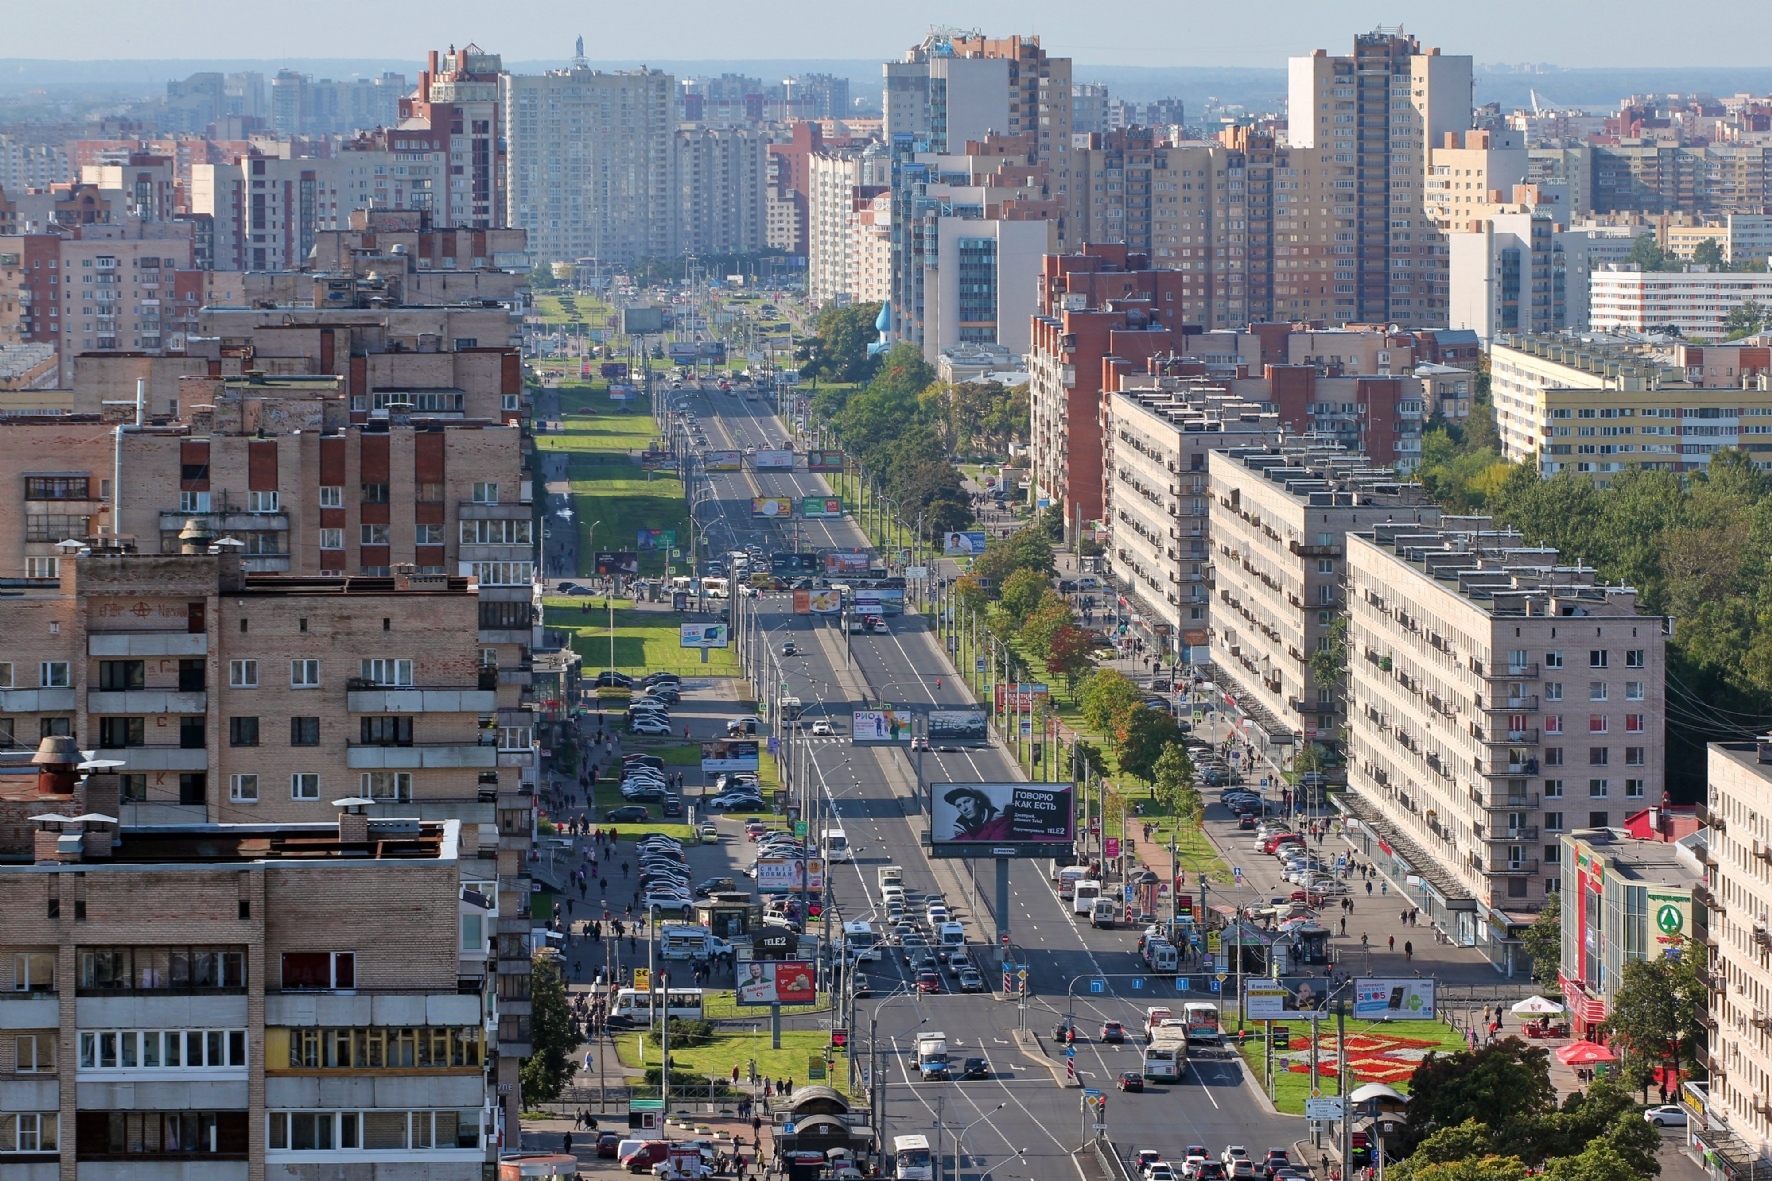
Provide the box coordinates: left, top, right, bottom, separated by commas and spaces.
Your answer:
916, 969, 942, 994
622, 1142, 670, 1172
1117, 1070, 1145, 1092
1261, 834, 1303, 854
597, 1132, 622, 1158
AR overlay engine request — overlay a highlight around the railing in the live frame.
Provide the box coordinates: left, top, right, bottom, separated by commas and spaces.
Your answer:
1481, 858, 1540, 875
1478, 695, 1539, 713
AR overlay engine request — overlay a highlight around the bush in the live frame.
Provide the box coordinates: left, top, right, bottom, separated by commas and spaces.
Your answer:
666, 1018, 716, 1047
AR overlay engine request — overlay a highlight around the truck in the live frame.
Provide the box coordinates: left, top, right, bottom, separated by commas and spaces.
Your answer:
658, 926, 732, 961
1089, 898, 1117, 928
916, 1031, 950, 1080
878, 865, 904, 892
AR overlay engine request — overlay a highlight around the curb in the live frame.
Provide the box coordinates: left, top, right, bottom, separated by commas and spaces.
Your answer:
1014, 1027, 1074, 1087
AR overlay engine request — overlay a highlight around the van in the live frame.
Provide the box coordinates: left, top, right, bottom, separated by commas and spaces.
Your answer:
878, 865, 903, 891
1090, 898, 1117, 928
823, 827, 851, 862
937, 922, 966, 948
1072, 880, 1103, 917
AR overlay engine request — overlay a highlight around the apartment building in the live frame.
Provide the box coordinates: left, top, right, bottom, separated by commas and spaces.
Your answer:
503, 67, 677, 265
1209, 446, 1441, 762
1445, 196, 1577, 344
805, 150, 891, 307
0, 798, 505, 1177
1588, 264, 1772, 338
1344, 518, 1666, 972
673, 128, 768, 258
1556, 826, 1697, 1036
270, 68, 409, 137
0, 136, 72, 193
884, 33, 1071, 166
1288, 32, 1474, 328
1697, 740, 1772, 1165
1488, 334, 1772, 480
405, 45, 507, 229
1102, 374, 1277, 656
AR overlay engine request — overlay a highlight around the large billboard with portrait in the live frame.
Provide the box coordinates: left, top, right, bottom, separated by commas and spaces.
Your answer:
700, 738, 759, 772
929, 782, 1075, 858
942, 531, 988, 556
804, 450, 846, 472
734, 959, 816, 1006
594, 551, 640, 576
852, 709, 914, 743
755, 857, 825, 894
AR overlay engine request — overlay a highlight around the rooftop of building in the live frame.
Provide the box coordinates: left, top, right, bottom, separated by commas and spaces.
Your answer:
1710, 738, 1772, 785
1356, 516, 1648, 616
1111, 381, 1279, 433
1217, 444, 1439, 509
1562, 826, 1691, 887
15, 811, 458, 868
1492, 333, 1691, 386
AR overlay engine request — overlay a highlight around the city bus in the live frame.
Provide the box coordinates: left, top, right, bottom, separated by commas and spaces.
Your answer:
1182, 1002, 1222, 1043
700, 577, 730, 600
1141, 1020, 1190, 1082
840, 919, 880, 964
893, 1135, 932, 1181
823, 826, 851, 861
605, 987, 706, 1025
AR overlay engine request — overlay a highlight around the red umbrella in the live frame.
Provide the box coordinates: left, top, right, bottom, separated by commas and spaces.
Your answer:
1555, 1041, 1618, 1066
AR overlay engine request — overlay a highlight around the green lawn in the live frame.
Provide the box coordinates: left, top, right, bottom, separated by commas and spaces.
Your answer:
548, 599, 740, 678
1233, 1018, 1468, 1114
618, 1027, 854, 1098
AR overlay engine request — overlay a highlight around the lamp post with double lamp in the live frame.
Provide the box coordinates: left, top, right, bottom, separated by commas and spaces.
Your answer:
953, 1105, 1006, 1181
804, 751, 853, 990
866, 994, 925, 1150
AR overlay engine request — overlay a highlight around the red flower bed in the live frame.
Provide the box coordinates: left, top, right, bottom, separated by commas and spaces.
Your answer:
1283, 1031, 1442, 1085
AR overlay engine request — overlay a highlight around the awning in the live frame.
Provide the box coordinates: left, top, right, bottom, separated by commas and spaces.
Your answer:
1555, 1041, 1618, 1066
1512, 995, 1566, 1016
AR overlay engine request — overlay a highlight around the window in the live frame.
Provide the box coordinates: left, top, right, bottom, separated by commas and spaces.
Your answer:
461, 914, 483, 952
1625, 681, 1644, 701
416, 481, 445, 503
1545, 779, 1564, 798
1625, 747, 1646, 767
280, 951, 355, 990
178, 490, 210, 513
1545, 682, 1562, 701
479, 600, 532, 629
228, 717, 259, 747
319, 486, 343, 508
73, 1110, 246, 1157
1545, 812, 1565, 832
1544, 651, 1563, 668
228, 659, 258, 688
415, 523, 443, 545
13, 951, 54, 992
1588, 681, 1608, 701
78, 1029, 247, 1070
497, 726, 531, 751
319, 528, 344, 550
361, 483, 388, 504
229, 774, 258, 803
25, 475, 90, 500
1544, 748, 1563, 767
177, 716, 205, 749
15, 1032, 54, 1072
1624, 713, 1644, 733
359, 658, 412, 686
97, 660, 145, 691
0, 1112, 57, 1153
1625, 649, 1645, 668
179, 774, 206, 805
1589, 650, 1608, 668
77, 947, 246, 992
289, 716, 320, 746
1589, 778, 1609, 797
246, 490, 279, 513
361, 771, 411, 801
290, 659, 320, 688
40, 661, 69, 687
460, 519, 532, 545
1589, 715, 1609, 733
1544, 715, 1563, 734
279, 1028, 480, 1071
359, 716, 413, 746
98, 717, 144, 748
179, 659, 205, 691
26, 513, 91, 542
360, 524, 389, 546
120, 774, 146, 802
1626, 778, 1646, 798
471, 482, 498, 504
1589, 746, 1609, 765
292, 773, 320, 800
40, 718, 70, 739
470, 561, 533, 586
0, 663, 10, 689
1588, 811, 1609, 828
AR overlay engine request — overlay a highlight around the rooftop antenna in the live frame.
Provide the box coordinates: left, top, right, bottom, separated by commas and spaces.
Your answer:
572, 36, 588, 69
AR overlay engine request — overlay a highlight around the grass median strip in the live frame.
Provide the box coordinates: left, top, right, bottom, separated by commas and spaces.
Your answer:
547, 599, 739, 678
616, 1025, 854, 1099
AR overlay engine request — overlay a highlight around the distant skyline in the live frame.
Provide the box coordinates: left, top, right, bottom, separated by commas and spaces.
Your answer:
4, 0, 1770, 70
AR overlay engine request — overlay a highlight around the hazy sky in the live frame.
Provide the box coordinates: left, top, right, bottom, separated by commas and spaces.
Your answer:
5, 0, 1769, 68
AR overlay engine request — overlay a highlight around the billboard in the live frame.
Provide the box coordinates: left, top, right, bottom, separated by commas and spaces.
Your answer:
680, 623, 730, 648
824, 552, 871, 576
771, 552, 820, 575
639, 449, 671, 470
793, 589, 843, 615
994, 683, 1050, 710
755, 858, 825, 894
853, 587, 905, 617
852, 709, 915, 743
594, 551, 640, 577
1244, 979, 1339, 1021
751, 497, 794, 518
801, 496, 844, 519
752, 449, 795, 470
928, 710, 988, 740
943, 531, 989, 556
1352, 979, 1436, 1021
635, 528, 676, 551
620, 306, 666, 334
735, 960, 817, 1006
705, 450, 744, 471
930, 782, 1075, 857
804, 450, 846, 472
700, 738, 759, 772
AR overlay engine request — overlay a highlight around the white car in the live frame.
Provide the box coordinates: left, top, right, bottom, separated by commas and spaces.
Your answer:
630, 717, 672, 736
1644, 1105, 1688, 1127
810, 720, 835, 736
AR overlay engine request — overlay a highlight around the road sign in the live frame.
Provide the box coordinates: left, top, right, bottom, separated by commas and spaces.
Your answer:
1133, 977, 1145, 990
1216, 972, 1227, 983
1065, 1045, 1076, 1058
1306, 1097, 1345, 1121
1233, 866, 1243, 884
976, 658, 986, 672
1179, 978, 1191, 992
1089, 978, 1105, 994
1210, 979, 1221, 992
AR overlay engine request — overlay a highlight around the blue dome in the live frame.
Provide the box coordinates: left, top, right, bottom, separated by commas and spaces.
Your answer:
874, 301, 892, 333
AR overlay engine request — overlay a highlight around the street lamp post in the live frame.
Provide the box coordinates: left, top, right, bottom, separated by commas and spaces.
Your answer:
867, 995, 925, 1148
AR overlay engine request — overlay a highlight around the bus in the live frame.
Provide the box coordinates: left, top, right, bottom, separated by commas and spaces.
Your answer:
1141, 1020, 1190, 1082
1182, 1002, 1222, 1043
823, 826, 851, 861
700, 577, 730, 600
605, 987, 706, 1025
1071, 880, 1103, 917
893, 1135, 932, 1181
840, 919, 880, 963
781, 696, 803, 721
1056, 867, 1088, 901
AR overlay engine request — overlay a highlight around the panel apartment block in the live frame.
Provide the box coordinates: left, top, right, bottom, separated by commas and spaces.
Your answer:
1344, 519, 1666, 972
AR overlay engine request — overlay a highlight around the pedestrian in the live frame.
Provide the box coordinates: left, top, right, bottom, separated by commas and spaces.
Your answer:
1340, 915, 1347, 935
1381, 880, 1389, 896
1388, 935, 1395, 952
1365, 879, 1373, 895
1361, 933, 1369, 949
1404, 940, 1413, 962
563, 1131, 574, 1155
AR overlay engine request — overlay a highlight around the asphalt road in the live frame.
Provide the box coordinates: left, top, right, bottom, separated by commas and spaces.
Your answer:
668, 382, 1307, 1181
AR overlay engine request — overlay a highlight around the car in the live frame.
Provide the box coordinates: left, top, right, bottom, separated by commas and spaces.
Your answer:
660, 797, 683, 817
871, 618, 890, 634
1644, 1105, 1688, 1128
1221, 1148, 1250, 1171
695, 877, 738, 898
1197, 1166, 1226, 1181
597, 1131, 622, 1157
1118, 1070, 1145, 1092
781, 641, 798, 656
1227, 1163, 1255, 1181
594, 670, 634, 689
910, 736, 930, 751
1238, 814, 1259, 830
957, 968, 985, 993
1135, 1152, 1163, 1176
706, 794, 764, 811
715, 772, 758, 791
1100, 1020, 1126, 1043
625, 753, 667, 769
810, 720, 835, 736
958, 1056, 991, 1079
604, 805, 649, 823
726, 716, 761, 735
622, 1143, 672, 1173
697, 821, 719, 842
630, 717, 673, 736
640, 672, 681, 688
1147, 1166, 1178, 1181
1260, 1150, 1291, 1180
916, 970, 942, 993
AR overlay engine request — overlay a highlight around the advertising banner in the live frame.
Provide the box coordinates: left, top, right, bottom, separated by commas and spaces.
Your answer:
927, 710, 988, 740
930, 782, 1074, 857
700, 738, 760, 772
771, 552, 821, 575
735, 960, 816, 1005
594, 551, 640, 576
1244, 979, 1339, 1020
680, 623, 731, 648
852, 709, 915, 743
852, 587, 905, 616
993, 683, 1050, 710
751, 497, 795, 518
943, 531, 989, 556
752, 449, 795, 470
754, 858, 825, 894
635, 528, 676, 551
704, 449, 743, 471
793, 589, 843, 615
801, 496, 844, 519
804, 450, 846, 472
639, 449, 671, 470
1352, 979, 1436, 1021
823, 552, 871, 576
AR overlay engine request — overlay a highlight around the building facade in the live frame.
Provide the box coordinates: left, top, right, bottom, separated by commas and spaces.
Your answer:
1588, 265, 1772, 338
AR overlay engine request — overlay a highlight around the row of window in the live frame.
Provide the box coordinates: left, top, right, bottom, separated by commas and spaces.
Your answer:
267, 1109, 482, 1152
75, 1111, 245, 1157
79, 1028, 247, 1070
0, 657, 427, 691
1538, 747, 1650, 767
1544, 681, 1648, 701
277, 1025, 484, 1070
0, 1112, 54, 1153
78, 947, 246, 992
1542, 779, 1647, 799
177, 482, 505, 511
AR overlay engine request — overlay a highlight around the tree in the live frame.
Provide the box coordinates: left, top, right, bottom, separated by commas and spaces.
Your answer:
1046, 624, 1098, 691
1725, 298, 1768, 341
951, 573, 988, 614
1538, 1142, 1645, 1181
1628, 234, 1669, 272
1607, 939, 1707, 1100
1080, 669, 1142, 735
1391, 1121, 1502, 1181
1022, 591, 1077, 658
520, 954, 580, 1105
1692, 238, 1727, 270
1118, 707, 1190, 783
530, 262, 559, 290
1518, 889, 1562, 987
997, 567, 1049, 627
1073, 739, 1109, 780
1400, 1040, 1555, 1155
1151, 742, 1201, 825
1307, 614, 1350, 703
799, 302, 882, 384
1412, 1159, 1531, 1181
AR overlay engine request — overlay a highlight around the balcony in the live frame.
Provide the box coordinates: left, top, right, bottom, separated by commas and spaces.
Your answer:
1474, 792, 1539, 810
0, 687, 77, 712
346, 686, 498, 713
1479, 695, 1539, 713
1289, 540, 1342, 558
89, 630, 207, 658
265, 989, 483, 1027
1479, 824, 1540, 842
157, 507, 290, 534
87, 689, 207, 714
0, 992, 61, 1029
346, 741, 498, 770
114, 745, 209, 772
1482, 858, 1540, 875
